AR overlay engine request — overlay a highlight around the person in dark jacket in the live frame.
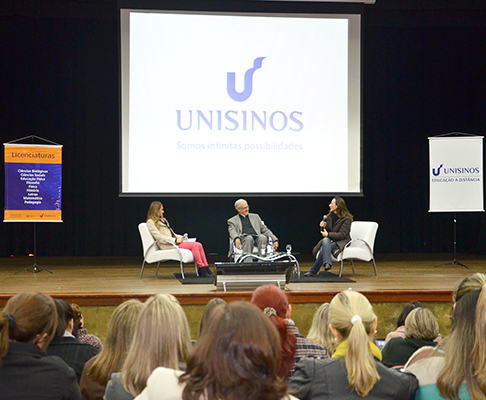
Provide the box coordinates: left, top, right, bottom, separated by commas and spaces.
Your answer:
381, 307, 439, 368
46, 299, 99, 383
305, 197, 353, 276
289, 290, 418, 400
0, 291, 80, 400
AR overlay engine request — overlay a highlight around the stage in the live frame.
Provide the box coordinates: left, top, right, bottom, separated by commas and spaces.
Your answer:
0, 253, 482, 303
0, 253, 483, 339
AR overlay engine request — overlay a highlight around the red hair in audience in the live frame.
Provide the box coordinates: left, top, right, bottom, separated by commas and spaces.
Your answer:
251, 284, 296, 379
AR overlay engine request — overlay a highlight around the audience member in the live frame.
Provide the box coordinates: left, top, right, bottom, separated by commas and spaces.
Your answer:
452, 272, 486, 303
80, 299, 143, 400
381, 308, 439, 368
71, 303, 103, 350
383, 301, 425, 346
307, 303, 338, 355
405, 288, 486, 400
46, 299, 99, 383
0, 291, 80, 400
134, 301, 298, 400
199, 297, 226, 336
251, 284, 328, 379
104, 294, 191, 400
289, 290, 418, 399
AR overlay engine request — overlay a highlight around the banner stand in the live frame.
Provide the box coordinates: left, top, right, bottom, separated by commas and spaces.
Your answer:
4, 135, 61, 274
433, 213, 468, 269
429, 132, 484, 269
14, 222, 53, 274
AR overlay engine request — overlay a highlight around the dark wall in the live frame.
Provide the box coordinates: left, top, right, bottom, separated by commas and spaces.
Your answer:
1, 0, 485, 258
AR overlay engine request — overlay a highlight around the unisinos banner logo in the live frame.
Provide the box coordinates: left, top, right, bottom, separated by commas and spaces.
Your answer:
429, 136, 484, 212
4, 144, 62, 222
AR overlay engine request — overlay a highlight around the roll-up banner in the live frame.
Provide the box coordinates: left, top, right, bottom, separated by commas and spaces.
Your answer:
429, 135, 484, 212
4, 144, 62, 222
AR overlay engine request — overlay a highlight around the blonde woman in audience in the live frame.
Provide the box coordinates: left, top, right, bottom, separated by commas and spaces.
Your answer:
452, 272, 486, 303
289, 290, 418, 399
134, 301, 298, 400
405, 287, 486, 400
381, 308, 439, 368
383, 301, 425, 346
104, 294, 191, 400
307, 303, 338, 355
0, 291, 80, 400
80, 299, 143, 400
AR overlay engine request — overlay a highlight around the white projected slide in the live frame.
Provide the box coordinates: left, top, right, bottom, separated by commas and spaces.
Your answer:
120, 10, 361, 195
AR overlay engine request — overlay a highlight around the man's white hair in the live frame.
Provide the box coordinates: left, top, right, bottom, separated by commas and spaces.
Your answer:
234, 199, 247, 210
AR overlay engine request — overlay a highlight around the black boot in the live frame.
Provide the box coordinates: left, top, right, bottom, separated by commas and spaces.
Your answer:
199, 267, 213, 277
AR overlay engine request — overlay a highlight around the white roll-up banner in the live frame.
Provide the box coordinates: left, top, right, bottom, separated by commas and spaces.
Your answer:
429, 136, 484, 212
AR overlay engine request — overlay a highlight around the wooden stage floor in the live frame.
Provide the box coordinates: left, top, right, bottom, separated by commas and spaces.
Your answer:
0, 253, 484, 306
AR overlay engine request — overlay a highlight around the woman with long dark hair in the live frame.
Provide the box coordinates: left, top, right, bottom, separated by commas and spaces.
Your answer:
305, 197, 353, 276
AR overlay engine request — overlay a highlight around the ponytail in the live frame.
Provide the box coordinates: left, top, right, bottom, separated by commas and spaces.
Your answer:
266, 313, 296, 379
345, 319, 379, 397
0, 314, 16, 368
329, 291, 379, 397
251, 284, 297, 380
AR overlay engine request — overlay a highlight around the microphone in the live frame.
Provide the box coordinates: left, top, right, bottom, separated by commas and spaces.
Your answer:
320, 215, 326, 232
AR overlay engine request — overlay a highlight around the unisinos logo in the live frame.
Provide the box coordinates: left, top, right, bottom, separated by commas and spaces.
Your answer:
175, 56, 304, 132
431, 163, 481, 182
227, 57, 266, 102
432, 164, 443, 176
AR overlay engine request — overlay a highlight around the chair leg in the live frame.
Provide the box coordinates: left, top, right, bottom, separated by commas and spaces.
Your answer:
180, 260, 185, 279
351, 260, 356, 274
139, 260, 146, 279
195, 262, 199, 277
372, 258, 378, 276
155, 262, 160, 278
339, 259, 344, 277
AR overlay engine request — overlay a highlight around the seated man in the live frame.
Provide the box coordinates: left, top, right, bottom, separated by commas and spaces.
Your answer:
228, 199, 278, 260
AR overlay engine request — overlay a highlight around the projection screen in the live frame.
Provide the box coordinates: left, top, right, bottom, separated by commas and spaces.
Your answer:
120, 9, 362, 196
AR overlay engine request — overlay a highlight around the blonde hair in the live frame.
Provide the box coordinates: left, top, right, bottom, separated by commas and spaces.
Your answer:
438, 287, 486, 400
146, 201, 163, 228
307, 303, 337, 354
453, 273, 486, 303
87, 299, 143, 386
329, 290, 379, 397
404, 308, 439, 342
120, 294, 191, 397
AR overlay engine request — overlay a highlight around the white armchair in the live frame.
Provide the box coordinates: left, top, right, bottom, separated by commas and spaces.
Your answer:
332, 221, 379, 277
138, 222, 196, 279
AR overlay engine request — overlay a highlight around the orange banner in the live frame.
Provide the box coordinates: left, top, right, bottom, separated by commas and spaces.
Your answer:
4, 210, 62, 222
4, 144, 62, 164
